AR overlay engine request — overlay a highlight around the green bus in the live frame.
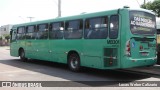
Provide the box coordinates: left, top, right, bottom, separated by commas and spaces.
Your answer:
10, 7, 157, 71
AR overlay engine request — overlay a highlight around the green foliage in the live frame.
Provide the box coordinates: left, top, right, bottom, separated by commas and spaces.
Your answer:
141, 0, 160, 17
141, 1, 153, 9
3, 34, 10, 40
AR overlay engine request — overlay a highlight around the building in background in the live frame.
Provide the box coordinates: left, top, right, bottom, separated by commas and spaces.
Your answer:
0, 24, 12, 37
0, 24, 12, 46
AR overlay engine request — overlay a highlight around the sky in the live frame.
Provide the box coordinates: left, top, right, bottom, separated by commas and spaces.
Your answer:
0, 0, 154, 26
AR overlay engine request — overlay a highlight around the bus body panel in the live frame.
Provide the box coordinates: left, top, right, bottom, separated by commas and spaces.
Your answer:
10, 41, 19, 57
25, 39, 37, 59
35, 40, 50, 60
120, 9, 157, 68
49, 40, 83, 64
82, 40, 106, 69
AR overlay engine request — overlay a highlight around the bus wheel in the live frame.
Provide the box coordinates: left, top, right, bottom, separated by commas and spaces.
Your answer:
19, 49, 27, 62
68, 53, 80, 72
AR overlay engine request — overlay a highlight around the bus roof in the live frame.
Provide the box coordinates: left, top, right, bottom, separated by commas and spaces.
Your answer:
12, 9, 118, 27
12, 8, 155, 28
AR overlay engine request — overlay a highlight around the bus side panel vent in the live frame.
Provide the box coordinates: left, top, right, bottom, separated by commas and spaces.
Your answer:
104, 48, 118, 67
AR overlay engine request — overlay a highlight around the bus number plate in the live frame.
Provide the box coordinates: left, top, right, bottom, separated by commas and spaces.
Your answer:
141, 52, 148, 56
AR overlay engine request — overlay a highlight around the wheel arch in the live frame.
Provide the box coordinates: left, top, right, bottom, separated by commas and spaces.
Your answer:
67, 50, 80, 63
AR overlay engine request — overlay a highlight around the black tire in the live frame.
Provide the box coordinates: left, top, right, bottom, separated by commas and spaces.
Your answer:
19, 49, 27, 62
68, 53, 80, 72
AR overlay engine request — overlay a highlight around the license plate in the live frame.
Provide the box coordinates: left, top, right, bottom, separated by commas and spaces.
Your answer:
141, 52, 148, 56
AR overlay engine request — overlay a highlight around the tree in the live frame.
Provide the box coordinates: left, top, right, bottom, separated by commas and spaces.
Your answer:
4, 34, 10, 40
141, 0, 160, 17
141, 1, 153, 9
3, 34, 10, 42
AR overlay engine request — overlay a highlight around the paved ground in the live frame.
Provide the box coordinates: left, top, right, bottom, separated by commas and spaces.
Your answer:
0, 46, 160, 90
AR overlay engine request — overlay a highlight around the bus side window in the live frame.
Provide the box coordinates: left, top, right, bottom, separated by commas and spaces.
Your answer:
84, 17, 108, 39
37, 24, 48, 39
17, 26, 25, 40
109, 15, 119, 39
49, 22, 64, 39
26, 25, 36, 39
84, 19, 90, 38
64, 20, 83, 39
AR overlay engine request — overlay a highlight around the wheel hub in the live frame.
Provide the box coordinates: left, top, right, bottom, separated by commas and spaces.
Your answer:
71, 57, 78, 69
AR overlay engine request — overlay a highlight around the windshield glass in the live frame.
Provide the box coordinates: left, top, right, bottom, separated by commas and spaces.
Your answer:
130, 11, 156, 35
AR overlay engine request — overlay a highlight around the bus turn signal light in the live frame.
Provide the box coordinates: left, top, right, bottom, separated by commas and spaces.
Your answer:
126, 40, 131, 56
109, 56, 113, 65
140, 45, 143, 51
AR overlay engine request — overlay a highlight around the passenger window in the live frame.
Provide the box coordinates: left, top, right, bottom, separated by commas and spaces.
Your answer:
49, 22, 64, 39
17, 26, 25, 40
11, 30, 17, 41
26, 25, 36, 39
64, 20, 83, 39
85, 17, 108, 39
37, 24, 48, 39
109, 15, 119, 39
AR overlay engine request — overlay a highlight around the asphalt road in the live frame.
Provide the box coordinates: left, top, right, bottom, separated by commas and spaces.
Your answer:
0, 46, 160, 90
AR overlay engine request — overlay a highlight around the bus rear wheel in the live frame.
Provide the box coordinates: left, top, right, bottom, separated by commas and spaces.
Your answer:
19, 49, 27, 62
68, 53, 80, 72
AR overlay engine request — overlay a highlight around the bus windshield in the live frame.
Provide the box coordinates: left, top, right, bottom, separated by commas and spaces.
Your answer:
130, 11, 156, 35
